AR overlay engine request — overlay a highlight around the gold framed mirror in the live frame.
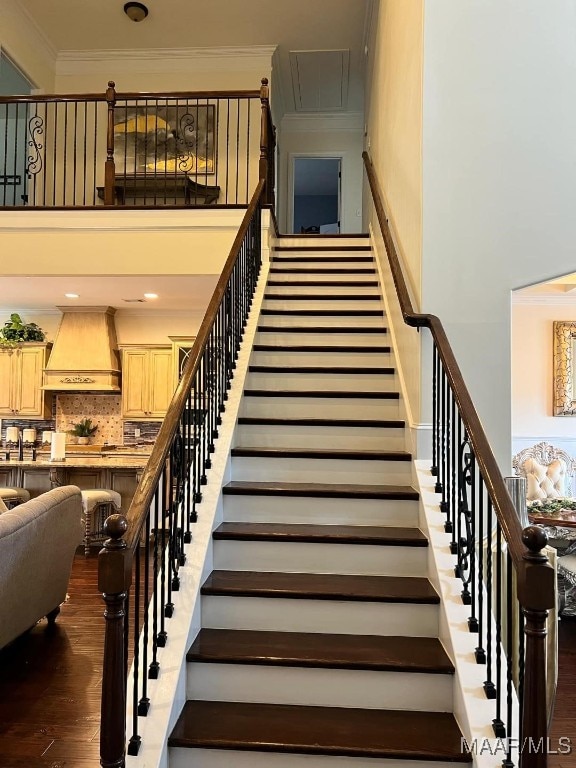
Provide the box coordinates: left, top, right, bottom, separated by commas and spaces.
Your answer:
554, 321, 576, 414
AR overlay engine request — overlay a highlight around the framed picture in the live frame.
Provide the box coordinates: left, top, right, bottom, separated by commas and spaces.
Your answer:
113, 103, 216, 175
553, 321, 576, 415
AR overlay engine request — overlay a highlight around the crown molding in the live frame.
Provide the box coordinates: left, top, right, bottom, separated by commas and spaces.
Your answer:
56, 45, 276, 76
281, 111, 363, 133
512, 293, 576, 305
1, 0, 57, 70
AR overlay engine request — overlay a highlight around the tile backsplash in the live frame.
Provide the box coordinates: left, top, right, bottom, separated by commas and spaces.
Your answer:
57, 395, 123, 445
2, 394, 161, 447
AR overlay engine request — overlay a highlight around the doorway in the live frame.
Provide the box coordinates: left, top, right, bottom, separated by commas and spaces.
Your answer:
291, 156, 341, 234
0, 52, 34, 206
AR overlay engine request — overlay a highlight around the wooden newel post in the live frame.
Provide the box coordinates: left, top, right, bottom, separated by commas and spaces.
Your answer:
104, 80, 117, 206
519, 525, 555, 768
259, 77, 270, 204
99, 513, 129, 768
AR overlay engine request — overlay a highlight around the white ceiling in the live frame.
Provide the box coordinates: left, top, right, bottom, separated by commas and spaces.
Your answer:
0, 275, 219, 313
514, 273, 576, 300
18, 0, 368, 114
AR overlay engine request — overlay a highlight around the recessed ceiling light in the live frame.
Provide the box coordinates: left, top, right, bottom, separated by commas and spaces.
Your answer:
65, 293, 79, 298
144, 293, 158, 299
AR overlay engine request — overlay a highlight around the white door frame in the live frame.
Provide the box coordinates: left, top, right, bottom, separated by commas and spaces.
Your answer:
288, 152, 343, 235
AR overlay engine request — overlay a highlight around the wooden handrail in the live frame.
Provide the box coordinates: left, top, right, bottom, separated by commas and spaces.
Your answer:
362, 150, 550, 602
121, 179, 266, 558
0, 88, 260, 104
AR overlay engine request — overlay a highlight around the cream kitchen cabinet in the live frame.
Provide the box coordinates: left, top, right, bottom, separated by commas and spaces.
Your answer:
120, 345, 174, 420
0, 343, 52, 419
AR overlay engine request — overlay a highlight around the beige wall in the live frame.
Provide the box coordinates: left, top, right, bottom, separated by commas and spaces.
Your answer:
365, 0, 424, 430
0, 0, 56, 91
512, 300, 576, 455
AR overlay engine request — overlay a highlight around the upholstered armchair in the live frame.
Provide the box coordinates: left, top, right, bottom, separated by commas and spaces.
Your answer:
512, 441, 576, 616
512, 441, 574, 501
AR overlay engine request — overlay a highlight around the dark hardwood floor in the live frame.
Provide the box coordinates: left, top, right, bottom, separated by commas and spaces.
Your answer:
0, 553, 102, 768
0, 553, 575, 767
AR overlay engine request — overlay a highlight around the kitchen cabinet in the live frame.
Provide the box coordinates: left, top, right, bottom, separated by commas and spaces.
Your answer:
170, 335, 197, 386
0, 343, 52, 418
120, 345, 173, 420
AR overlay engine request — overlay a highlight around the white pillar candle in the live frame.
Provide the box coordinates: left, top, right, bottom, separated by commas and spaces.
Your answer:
6, 427, 19, 444
51, 432, 67, 461
42, 431, 53, 444
22, 428, 36, 444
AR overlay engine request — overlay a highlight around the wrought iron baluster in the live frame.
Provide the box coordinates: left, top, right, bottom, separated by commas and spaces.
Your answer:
431, 345, 438, 477
484, 498, 496, 699
493, 523, 506, 737
476, 481, 487, 664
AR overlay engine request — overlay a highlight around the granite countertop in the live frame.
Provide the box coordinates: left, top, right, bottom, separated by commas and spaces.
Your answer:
2, 456, 150, 469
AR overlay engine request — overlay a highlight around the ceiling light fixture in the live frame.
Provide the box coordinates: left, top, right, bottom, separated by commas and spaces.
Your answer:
144, 293, 158, 299
124, 2, 148, 22
65, 293, 79, 298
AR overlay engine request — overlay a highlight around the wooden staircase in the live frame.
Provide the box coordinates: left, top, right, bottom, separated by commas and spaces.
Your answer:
168, 236, 471, 767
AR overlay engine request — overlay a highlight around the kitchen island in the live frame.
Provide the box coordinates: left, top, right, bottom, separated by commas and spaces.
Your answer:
0, 453, 151, 512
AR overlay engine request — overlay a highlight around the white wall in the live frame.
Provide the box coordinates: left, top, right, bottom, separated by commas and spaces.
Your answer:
278, 113, 364, 234
423, 0, 576, 470
512, 299, 576, 458
364, 0, 424, 429
0, 0, 56, 91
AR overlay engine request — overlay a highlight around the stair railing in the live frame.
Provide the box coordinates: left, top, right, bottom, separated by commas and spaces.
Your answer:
363, 151, 555, 768
98, 178, 265, 768
0, 79, 274, 207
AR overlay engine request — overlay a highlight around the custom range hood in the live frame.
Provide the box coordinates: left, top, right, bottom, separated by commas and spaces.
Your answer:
43, 306, 121, 392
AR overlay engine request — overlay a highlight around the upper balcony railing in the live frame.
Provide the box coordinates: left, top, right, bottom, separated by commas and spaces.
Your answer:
0, 79, 275, 209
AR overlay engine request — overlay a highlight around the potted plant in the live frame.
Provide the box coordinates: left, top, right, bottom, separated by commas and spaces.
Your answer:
68, 418, 98, 445
0, 313, 46, 347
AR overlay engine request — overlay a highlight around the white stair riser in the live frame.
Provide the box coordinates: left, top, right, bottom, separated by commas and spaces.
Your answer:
271, 261, 375, 271
263, 299, 383, 312
240, 396, 400, 420
202, 595, 439, 637
231, 456, 412, 485
266, 285, 380, 296
170, 748, 469, 768
256, 331, 389, 346
269, 272, 377, 284
213, 540, 427, 577
235, 423, 406, 451
246, 371, 397, 391
223, 495, 419, 527
276, 238, 371, 248
186, 663, 452, 711
251, 350, 392, 367
258, 315, 386, 328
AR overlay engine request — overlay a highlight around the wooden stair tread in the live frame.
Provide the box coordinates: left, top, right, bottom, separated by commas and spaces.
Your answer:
237, 416, 404, 428
243, 389, 399, 399
213, 522, 427, 546
231, 447, 412, 461
267, 279, 379, 286
277, 234, 370, 239
257, 325, 387, 333
261, 308, 384, 316
169, 700, 469, 761
187, 629, 452, 673
269, 268, 377, 274
253, 344, 391, 352
272, 257, 374, 264
222, 480, 419, 500
274, 246, 373, 252
201, 570, 438, 604
264, 293, 381, 300
249, 365, 394, 374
